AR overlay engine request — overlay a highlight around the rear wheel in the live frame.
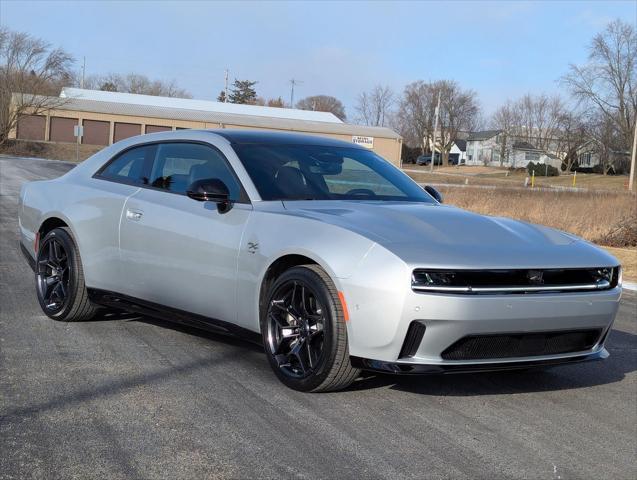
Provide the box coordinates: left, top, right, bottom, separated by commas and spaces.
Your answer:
35, 227, 98, 321
261, 264, 360, 392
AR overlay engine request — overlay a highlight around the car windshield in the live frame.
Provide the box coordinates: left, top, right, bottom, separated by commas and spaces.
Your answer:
233, 144, 435, 202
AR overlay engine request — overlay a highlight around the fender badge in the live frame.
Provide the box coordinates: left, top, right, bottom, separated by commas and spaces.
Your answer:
247, 242, 259, 254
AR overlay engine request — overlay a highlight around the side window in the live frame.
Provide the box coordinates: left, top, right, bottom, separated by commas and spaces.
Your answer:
149, 143, 242, 200
99, 145, 153, 185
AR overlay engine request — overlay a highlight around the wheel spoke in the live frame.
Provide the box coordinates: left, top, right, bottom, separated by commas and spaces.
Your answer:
268, 312, 290, 330
306, 340, 314, 369
290, 340, 309, 374
48, 240, 55, 264
300, 285, 310, 316
290, 281, 300, 315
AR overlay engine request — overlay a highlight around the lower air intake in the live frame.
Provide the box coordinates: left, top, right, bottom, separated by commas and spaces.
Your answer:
399, 321, 427, 358
441, 329, 602, 360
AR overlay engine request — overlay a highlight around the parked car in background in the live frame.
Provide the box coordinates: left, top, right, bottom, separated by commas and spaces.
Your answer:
19, 130, 622, 392
416, 153, 460, 166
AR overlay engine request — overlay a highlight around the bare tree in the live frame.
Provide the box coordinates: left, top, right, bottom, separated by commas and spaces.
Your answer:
490, 93, 567, 158
437, 80, 480, 165
0, 27, 74, 144
355, 85, 394, 126
396, 80, 479, 165
491, 100, 519, 166
556, 111, 589, 171
562, 19, 637, 151
395, 81, 436, 153
585, 113, 626, 174
296, 95, 346, 120
81, 72, 192, 98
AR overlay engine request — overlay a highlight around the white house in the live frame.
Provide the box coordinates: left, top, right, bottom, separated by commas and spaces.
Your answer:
465, 130, 561, 169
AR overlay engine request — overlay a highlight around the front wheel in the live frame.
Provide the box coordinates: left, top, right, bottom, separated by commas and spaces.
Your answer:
35, 227, 98, 322
261, 264, 360, 392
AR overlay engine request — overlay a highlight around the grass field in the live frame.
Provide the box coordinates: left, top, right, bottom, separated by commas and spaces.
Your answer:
438, 186, 636, 246
0, 140, 100, 162
404, 164, 631, 192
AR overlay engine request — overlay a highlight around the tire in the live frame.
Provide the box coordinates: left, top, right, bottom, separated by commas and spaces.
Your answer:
261, 264, 360, 392
35, 227, 98, 322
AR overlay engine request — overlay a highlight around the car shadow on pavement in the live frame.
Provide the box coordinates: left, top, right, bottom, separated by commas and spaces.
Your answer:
134, 315, 265, 353
348, 328, 637, 396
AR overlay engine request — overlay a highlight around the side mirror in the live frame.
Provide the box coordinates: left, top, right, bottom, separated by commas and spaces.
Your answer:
186, 178, 233, 213
424, 185, 443, 203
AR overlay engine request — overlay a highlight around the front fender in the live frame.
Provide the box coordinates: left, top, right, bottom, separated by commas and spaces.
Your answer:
235, 209, 376, 332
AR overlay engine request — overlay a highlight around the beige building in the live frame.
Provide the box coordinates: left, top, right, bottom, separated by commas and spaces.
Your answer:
10, 88, 402, 165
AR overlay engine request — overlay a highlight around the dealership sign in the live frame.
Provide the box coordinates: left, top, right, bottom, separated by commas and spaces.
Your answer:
352, 136, 374, 148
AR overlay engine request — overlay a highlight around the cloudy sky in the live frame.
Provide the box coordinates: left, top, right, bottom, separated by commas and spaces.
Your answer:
2, 0, 635, 117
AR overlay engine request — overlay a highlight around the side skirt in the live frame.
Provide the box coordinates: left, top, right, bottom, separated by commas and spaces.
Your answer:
87, 288, 262, 345
20, 241, 36, 272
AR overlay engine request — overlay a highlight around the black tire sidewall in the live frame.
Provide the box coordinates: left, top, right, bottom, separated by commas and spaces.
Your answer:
261, 266, 341, 392
36, 228, 81, 320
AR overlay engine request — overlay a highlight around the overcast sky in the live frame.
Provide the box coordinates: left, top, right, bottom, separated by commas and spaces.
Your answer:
2, 0, 635, 118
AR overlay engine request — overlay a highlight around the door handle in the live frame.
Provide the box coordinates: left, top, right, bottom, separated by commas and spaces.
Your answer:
126, 209, 143, 221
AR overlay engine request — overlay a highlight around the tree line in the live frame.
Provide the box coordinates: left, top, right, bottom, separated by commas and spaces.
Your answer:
1, 19, 635, 174
354, 19, 636, 172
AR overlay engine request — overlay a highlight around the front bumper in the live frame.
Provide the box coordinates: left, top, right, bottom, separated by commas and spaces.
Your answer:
351, 348, 609, 374
343, 270, 622, 367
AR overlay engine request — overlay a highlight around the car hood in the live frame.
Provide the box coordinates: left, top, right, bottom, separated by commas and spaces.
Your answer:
280, 200, 619, 269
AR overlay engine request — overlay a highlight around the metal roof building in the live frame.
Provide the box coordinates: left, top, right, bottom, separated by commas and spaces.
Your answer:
11, 89, 403, 165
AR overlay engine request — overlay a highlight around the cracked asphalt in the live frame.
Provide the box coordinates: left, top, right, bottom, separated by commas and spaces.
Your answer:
1, 155, 635, 479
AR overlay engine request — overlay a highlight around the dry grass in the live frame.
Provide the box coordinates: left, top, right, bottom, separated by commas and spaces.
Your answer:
440, 186, 637, 246
0, 140, 101, 162
405, 165, 631, 192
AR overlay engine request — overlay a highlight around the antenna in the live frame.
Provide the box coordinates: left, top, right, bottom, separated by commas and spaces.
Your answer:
81, 56, 86, 89
224, 69, 229, 103
290, 79, 303, 107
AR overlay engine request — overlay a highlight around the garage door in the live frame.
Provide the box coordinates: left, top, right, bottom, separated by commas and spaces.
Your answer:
114, 123, 141, 142
49, 117, 78, 143
17, 115, 46, 141
145, 125, 172, 134
83, 120, 110, 146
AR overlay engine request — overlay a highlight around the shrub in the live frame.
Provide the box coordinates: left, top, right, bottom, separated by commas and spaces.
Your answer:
526, 161, 559, 177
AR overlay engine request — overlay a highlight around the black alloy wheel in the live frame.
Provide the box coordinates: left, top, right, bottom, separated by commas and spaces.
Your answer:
37, 236, 70, 313
266, 279, 326, 378
261, 264, 360, 392
35, 227, 98, 321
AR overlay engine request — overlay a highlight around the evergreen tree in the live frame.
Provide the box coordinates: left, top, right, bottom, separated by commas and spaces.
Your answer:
229, 79, 258, 104
217, 90, 227, 102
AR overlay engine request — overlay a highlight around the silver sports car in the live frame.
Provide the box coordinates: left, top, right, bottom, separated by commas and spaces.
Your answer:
19, 130, 622, 391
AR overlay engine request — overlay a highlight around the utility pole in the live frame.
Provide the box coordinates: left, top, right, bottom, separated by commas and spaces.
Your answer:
430, 90, 441, 173
80, 56, 86, 89
224, 69, 229, 103
630, 118, 636, 192
290, 79, 303, 108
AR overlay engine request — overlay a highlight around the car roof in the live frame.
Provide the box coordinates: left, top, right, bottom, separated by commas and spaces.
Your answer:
210, 129, 365, 149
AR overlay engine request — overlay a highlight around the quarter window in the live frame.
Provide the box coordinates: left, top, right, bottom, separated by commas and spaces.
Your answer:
149, 143, 242, 199
99, 145, 153, 185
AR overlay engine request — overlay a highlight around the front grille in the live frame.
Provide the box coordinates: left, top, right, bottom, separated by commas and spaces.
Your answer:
412, 267, 620, 294
441, 329, 603, 360
399, 321, 427, 358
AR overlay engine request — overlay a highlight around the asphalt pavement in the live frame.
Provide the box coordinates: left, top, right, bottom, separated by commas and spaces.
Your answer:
1, 155, 636, 480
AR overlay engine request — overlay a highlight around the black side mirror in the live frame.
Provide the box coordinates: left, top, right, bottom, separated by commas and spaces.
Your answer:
186, 178, 233, 213
424, 185, 443, 203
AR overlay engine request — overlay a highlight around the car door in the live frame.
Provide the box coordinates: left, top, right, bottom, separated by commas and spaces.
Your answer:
85, 144, 154, 292
118, 141, 252, 325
